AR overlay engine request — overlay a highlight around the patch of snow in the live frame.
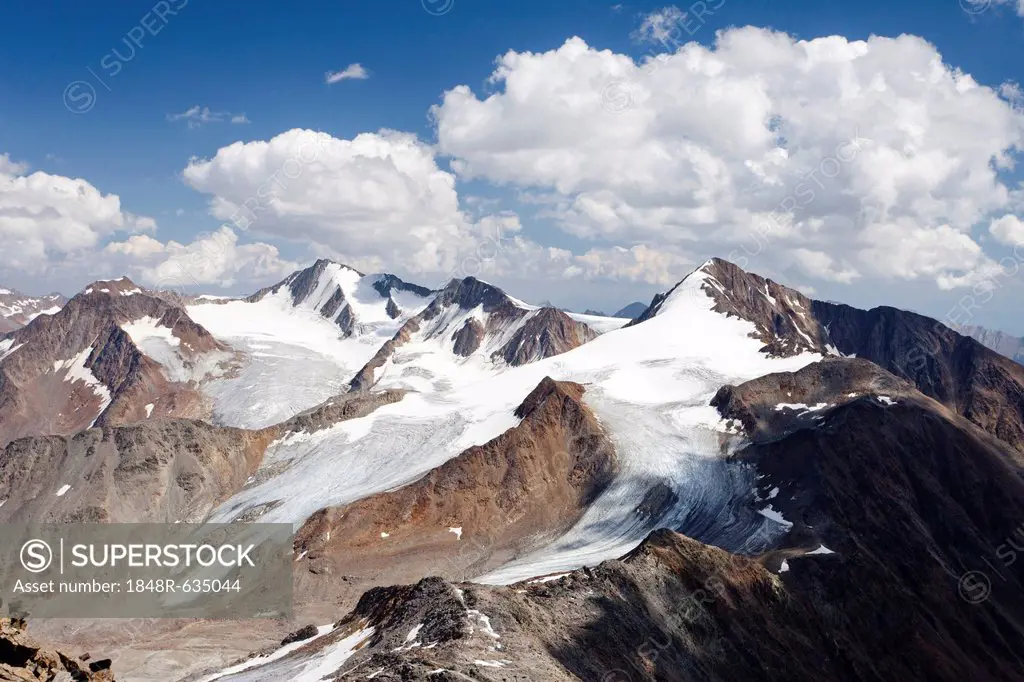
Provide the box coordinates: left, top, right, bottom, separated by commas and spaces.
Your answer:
195, 623, 361, 682
774, 402, 828, 414
795, 326, 815, 348
448, 527, 463, 540
54, 347, 111, 423
566, 311, 630, 334
779, 559, 790, 573
0, 339, 22, 361
473, 660, 510, 668
766, 487, 779, 499
380, 532, 390, 539
758, 504, 794, 529
807, 545, 835, 555
145, 403, 155, 418
527, 573, 571, 584
26, 306, 62, 321
761, 283, 777, 306
56, 485, 71, 497
877, 396, 897, 406
187, 268, 430, 428
467, 609, 500, 641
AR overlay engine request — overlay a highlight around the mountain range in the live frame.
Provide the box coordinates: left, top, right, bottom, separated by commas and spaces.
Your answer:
1, 257, 1023, 681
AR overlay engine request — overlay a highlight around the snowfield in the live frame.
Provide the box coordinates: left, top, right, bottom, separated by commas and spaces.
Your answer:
186, 264, 431, 429
208, 262, 821, 582
197, 625, 375, 682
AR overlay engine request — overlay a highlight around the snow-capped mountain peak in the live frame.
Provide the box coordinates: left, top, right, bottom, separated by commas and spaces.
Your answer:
80, 276, 144, 298
0, 287, 66, 332
348, 275, 600, 392
247, 259, 434, 336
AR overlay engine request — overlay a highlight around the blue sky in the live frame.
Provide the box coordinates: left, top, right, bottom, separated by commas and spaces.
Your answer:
2, 0, 1024, 331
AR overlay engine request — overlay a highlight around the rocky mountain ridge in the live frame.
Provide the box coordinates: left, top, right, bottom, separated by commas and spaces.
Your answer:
0, 277, 232, 448
954, 323, 1024, 364
0, 288, 66, 333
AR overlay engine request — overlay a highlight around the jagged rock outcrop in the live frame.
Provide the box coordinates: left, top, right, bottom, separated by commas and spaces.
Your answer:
711, 356, 916, 443
0, 278, 230, 447
0, 617, 114, 681
348, 278, 598, 392
273, 389, 406, 436
295, 378, 617, 586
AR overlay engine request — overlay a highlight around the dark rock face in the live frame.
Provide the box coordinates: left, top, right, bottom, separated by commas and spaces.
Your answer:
810, 300, 1024, 458
494, 307, 598, 366
372, 274, 435, 300
348, 278, 599, 391
451, 319, 484, 357
1, 617, 115, 680
0, 278, 226, 447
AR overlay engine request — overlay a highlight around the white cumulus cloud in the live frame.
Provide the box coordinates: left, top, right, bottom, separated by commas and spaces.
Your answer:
433, 28, 1024, 289
325, 63, 369, 84
0, 155, 155, 272
989, 214, 1024, 245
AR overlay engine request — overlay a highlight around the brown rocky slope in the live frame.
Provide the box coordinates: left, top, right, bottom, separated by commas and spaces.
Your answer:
0, 277, 230, 448
293, 377, 617, 597
0, 390, 405, 525
0, 618, 114, 681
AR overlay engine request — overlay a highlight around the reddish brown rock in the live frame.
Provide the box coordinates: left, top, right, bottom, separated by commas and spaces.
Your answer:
295, 377, 617, 585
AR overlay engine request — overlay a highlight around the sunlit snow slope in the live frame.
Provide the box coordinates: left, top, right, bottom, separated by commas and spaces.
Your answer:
187, 262, 432, 428
209, 261, 821, 582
